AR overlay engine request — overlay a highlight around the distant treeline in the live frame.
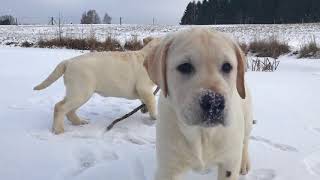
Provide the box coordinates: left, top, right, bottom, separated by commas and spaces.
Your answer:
180, 0, 320, 25
0, 15, 16, 25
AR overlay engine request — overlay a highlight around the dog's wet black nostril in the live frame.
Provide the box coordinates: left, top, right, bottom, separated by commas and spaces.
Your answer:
200, 94, 213, 112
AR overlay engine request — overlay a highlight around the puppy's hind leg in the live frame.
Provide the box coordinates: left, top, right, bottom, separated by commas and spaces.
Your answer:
67, 109, 89, 126
53, 96, 91, 134
53, 99, 67, 134
64, 88, 94, 127
53, 86, 94, 134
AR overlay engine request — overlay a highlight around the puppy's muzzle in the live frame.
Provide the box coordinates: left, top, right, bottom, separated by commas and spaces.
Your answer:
199, 90, 225, 127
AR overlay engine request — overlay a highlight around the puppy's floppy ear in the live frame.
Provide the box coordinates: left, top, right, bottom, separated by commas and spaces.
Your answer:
234, 43, 246, 99
144, 38, 172, 97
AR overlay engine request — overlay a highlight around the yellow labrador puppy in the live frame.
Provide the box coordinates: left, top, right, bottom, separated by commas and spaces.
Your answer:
34, 38, 160, 134
144, 28, 253, 180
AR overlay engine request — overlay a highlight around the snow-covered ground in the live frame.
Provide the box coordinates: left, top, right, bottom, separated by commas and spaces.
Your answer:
1, 23, 320, 49
0, 47, 320, 180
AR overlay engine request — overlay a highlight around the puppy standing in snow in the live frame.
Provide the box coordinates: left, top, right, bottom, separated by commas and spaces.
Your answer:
144, 28, 253, 180
34, 38, 160, 134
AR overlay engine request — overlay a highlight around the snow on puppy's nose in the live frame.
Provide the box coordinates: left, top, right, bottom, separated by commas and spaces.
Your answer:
199, 90, 225, 127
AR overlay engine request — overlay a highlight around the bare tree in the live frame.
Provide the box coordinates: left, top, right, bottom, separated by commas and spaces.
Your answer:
80, 12, 87, 24
103, 13, 112, 24
80, 10, 101, 24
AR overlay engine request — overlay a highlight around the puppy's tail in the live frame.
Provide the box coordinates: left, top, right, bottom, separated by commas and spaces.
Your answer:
33, 61, 67, 90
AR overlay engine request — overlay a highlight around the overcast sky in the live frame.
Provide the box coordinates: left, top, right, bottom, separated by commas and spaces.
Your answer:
0, 0, 191, 25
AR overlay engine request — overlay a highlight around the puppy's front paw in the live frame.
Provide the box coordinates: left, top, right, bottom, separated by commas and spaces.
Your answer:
71, 118, 89, 126
240, 158, 251, 175
141, 106, 148, 113
79, 119, 89, 125
149, 113, 157, 120
52, 126, 64, 135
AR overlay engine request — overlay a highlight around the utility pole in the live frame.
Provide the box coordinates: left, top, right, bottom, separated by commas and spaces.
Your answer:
49, 16, 56, 25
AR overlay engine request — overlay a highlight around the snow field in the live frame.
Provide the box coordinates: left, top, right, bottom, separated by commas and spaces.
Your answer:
0, 46, 320, 180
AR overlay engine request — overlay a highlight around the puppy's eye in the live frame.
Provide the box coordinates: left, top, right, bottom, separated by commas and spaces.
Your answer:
221, 62, 232, 73
177, 63, 195, 75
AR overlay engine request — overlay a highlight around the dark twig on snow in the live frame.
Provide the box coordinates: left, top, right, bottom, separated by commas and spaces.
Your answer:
106, 87, 160, 131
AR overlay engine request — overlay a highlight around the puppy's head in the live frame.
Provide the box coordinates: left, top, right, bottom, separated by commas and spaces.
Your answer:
143, 37, 154, 46
144, 28, 246, 127
141, 37, 162, 54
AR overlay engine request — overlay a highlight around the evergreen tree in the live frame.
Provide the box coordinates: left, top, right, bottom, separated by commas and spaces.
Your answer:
208, 0, 218, 24
180, 1, 197, 25
180, 0, 320, 25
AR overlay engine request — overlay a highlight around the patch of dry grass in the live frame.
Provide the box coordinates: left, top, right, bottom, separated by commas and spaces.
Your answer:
124, 36, 143, 51
298, 37, 320, 58
21, 41, 34, 47
248, 37, 290, 59
38, 36, 123, 51
101, 36, 123, 51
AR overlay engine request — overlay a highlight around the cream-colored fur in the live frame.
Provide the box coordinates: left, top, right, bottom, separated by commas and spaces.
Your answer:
144, 28, 253, 180
34, 38, 160, 134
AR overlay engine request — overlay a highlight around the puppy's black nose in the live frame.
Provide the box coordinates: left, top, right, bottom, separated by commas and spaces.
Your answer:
199, 91, 225, 126
200, 92, 225, 113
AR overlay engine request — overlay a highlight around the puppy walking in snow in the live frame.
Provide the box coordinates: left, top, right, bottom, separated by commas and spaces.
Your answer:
144, 28, 253, 180
34, 38, 160, 134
